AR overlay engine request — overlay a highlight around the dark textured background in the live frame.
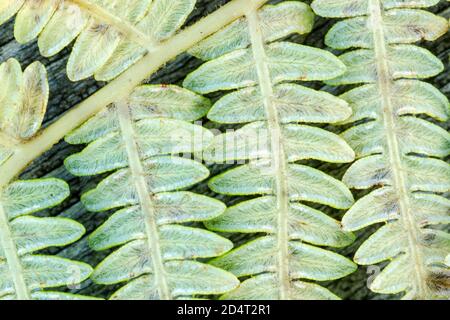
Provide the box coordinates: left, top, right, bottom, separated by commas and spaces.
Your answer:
0, 0, 448, 299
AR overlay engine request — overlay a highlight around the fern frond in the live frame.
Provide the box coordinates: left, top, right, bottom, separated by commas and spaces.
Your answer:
184, 1, 357, 300
65, 85, 239, 300
312, 0, 450, 299
0, 0, 196, 81
0, 59, 93, 300
0, 0, 271, 189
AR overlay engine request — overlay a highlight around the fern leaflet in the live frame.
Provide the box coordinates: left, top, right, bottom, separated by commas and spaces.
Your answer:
0, 59, 93, 300
184, 1, 357, 300
312, 0, 450, 299
64, 85, 239, 300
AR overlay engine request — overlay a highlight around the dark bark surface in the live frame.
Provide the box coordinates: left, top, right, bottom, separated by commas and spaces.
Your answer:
0, 0, 448, 300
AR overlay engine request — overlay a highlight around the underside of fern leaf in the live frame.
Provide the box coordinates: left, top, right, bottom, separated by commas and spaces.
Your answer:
312, 0, 450, 299
0, 59, 93, 300
64, 85, 239, 300
183, 1, 358, 300
0, 0, 196, 81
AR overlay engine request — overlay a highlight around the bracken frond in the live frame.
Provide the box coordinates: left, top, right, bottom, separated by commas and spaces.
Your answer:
184, 1, 357, 300
64, 84, 239, 300
0, 59, 94, 300
312, 0, 450, 299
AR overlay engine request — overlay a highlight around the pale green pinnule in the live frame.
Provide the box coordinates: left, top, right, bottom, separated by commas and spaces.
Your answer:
204, 122, 355, 163
207, 83, 351, 124
311, 0, 441, 18
185, 42, 346, 94
326, 45, 444, 85
206, 196, 355, 248
325, 9, 448, 49
220, 274, 341, 300
80, 156, 210, 209
65, 120, 213, 176
0, 59, 48, 142
65, 85, 211, 145
109, 261, 237, 300
189, 1, 314, 60
338, 81, 449, 124
208, 160, 354, 209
